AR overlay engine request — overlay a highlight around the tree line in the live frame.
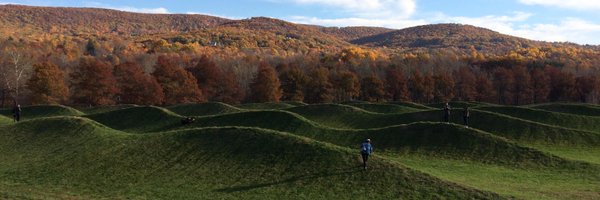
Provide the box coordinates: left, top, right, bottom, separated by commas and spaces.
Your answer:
3, 53, 599, 107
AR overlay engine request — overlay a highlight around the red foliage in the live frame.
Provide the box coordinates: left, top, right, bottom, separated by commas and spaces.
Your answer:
249, 62, 282, 102
114, 61, 164, 105
493, 67, 515, 105
360, 75, 386, 102
26, 62, 69, 105
453, 67, 477, 101
384, 68, 409, 101
530, 68, 550, 103
152, 55, 205, 105
305, 67, 334, 103
187, 55, 244, 104
70, 57, 119, 106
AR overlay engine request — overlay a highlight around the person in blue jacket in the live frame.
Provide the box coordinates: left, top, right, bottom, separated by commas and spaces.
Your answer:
360, 139, 373, 170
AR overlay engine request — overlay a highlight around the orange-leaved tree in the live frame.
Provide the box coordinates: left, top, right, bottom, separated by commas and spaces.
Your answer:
152, 55, 205, 105
70, 57, 119, 106
360, 75, 385, 102
26, 62, 69, 105
114, 61, 164, 105
249, 62, 282, 102
385, 68, 409, 102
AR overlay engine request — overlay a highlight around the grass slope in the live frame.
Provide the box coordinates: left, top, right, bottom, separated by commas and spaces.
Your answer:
167, 102, 242, 116
478, 105, 600, 133
531, 103, 600, 117
86, 106, 183, 133
183, 110, 580, 168
0, 115, 12, 125
236, 102, 295, 110
345, 102, 424, 114
0, 117, 500, 199
0, 105, 83, 120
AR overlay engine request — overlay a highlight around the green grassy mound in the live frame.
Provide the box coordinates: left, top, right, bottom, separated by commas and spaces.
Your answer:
78, 104, 139, 115
478, 105, 600, 133
282, 101, 308, 106
0, 105, 84, 120
531, 103, 600, 117
236, 102, 295, 110
86, 106, 182, 133
0, 117, 500, 199
0, 115, 13, 125
285, 106, 600, 147
181, 110, 582, 168
284, 104, 381, 129
167, 102, 243, 116
388, 101, 434, 109
390, 155, 600, 200
345, 102, 424, 114
427, 101, 490, 109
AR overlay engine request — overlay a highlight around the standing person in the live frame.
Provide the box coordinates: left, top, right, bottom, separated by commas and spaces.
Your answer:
443, 102, 451, 124
360, 139, 373, 170
463, 107, 470, 128
12, 103, 21, 122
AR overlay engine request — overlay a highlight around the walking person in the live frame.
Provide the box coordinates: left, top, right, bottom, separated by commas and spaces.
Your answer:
463, 107, 470, 128
12, 103, 21, 122
443, 102, 451, 124
360, 139, 373, 170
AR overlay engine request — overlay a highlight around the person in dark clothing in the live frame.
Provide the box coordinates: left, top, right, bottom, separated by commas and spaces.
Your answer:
463, 107, 470, 128
181, 117, 196, 125
12, 104, 21, 122
360, 139, 373, 170
443, 103, 451, 124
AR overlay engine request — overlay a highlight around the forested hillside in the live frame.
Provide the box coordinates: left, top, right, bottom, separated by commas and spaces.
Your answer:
1, 5, 600, 108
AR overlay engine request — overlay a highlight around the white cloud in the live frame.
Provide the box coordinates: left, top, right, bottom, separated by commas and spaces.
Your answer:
282, 0, 417, 18
83, 1, 170, 14
435, 12, 600, 44
186, 12, 242, 20
0, 2, 21, 5
290, 16, 426, 28
519, 0, 600, 10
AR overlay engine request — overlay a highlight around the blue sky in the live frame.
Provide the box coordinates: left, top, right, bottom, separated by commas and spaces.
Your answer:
2, 0, 600, 44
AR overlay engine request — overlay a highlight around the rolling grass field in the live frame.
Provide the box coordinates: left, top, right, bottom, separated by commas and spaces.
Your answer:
0, 102, 599, 199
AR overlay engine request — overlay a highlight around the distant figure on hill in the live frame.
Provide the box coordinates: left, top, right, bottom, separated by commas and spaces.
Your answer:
12, 103, 21, 122
360, 139, 373, 170
181, 117, 196, 125
443, 102, 451, 124
463, 107, 470, 128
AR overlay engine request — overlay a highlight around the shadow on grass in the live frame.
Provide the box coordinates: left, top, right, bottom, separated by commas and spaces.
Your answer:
215, 167, 363, 193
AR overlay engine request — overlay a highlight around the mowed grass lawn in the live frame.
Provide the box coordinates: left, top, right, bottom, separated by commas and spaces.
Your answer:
0, 102, 599, 199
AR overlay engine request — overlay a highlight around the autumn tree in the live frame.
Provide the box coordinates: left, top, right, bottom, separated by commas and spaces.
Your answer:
70, 57, 119, 106
332, 70, 360, 102
475, 73, 496, 103
0, 47, 33, 104
384, 68, 409, 101
575, 75, 598, 103
493, 67, 515, 105
305, 67, 334, 103
512, 65, 533, 105
433, 73, 455, 103
530, 68, 550, 103
278, 65, 308, 102
187, 55, 220, 100
26, 62, 69, 105
249, 62, 282, 102
152, 55, 205, 105
453, 67, 477, 101
409, 69, 434, 103
114, 61, 164, 105
218, 69, 245, 104
360, 75, 386, 102
545, 66, 576, 102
